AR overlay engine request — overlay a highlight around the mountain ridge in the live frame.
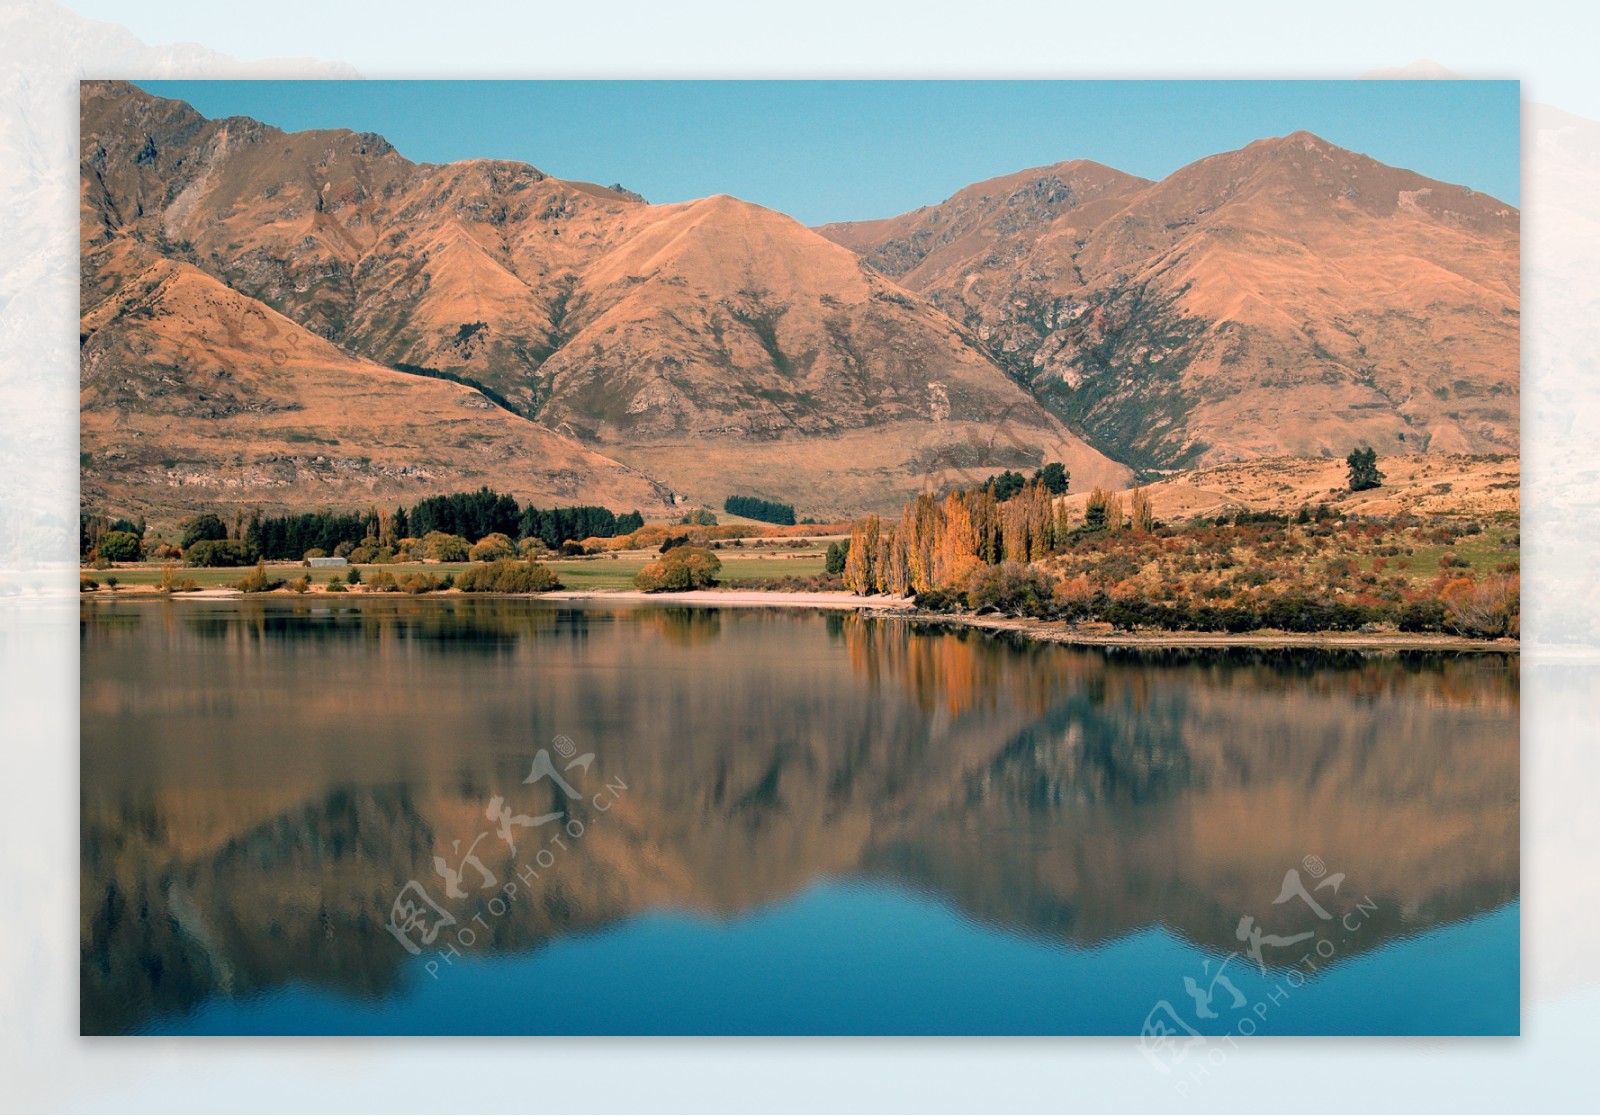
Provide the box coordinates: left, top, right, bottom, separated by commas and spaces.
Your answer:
82, 80, 1129, 518
819, 128, 1520, 470
81, 81, 1517, 519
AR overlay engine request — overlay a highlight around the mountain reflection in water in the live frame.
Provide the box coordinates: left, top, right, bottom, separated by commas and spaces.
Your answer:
80, 599, 1519, 1035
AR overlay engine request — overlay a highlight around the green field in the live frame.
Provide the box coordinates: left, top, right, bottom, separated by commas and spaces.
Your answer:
82, 550, 831, 592
1386, 525, 1519, 586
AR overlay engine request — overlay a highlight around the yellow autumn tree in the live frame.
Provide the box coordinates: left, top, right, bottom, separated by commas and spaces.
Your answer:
1023, 480, 1056, 560
1130, 486, 1155, 533
843, 515, 880, 595
903, 494, 942, 592
1105, 489, 1126, 534
880, 521, 911, 595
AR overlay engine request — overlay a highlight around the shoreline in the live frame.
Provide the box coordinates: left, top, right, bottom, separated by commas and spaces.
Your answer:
83, 583, 1519, 652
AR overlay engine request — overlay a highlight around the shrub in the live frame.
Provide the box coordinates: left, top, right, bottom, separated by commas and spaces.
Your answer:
156, 564, 198, 593
79, 576, 98, 592
1439, 574, 1519, 638
469, 533, 516, 562
366, 569, 399, 592
186, 539, 257, 567
236, 561, 284, 593
679, 509, 719, 527
964, 562, 1055, 617
420, 531, 470, 562
326, 580, 348, 593
289, 576, 311, 594
455, 558, 563, 593
1397, 598, 1447, 633
396, 572, 443, 594
346, 566, 362, 585
912, 587, 963, 613
633, 546, 721, 591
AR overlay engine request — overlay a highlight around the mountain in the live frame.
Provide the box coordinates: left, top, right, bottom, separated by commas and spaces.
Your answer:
80, 81, 1131, 519
819, 134, 1521, 470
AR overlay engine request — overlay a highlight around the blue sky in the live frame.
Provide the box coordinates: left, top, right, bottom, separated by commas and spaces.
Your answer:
132, 80, 1521, 224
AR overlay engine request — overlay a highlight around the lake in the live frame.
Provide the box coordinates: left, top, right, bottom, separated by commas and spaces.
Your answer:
80, 598, 1519, 1037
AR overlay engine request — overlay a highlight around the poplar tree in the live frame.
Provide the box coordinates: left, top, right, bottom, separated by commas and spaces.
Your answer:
844, 515, 880, 595
1130, 487, 1155, 533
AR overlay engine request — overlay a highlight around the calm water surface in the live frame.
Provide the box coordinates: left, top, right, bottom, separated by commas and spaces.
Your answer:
80, 598, 1519, 1036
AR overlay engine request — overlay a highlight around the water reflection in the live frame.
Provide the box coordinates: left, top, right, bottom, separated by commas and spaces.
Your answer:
80, 599, 1518, 1035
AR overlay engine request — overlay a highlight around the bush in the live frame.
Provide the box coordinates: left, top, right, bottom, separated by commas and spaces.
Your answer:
455, 558, 563, 593
1397, 598, 1448, 633
326, 580, 348, 593
289, 576, 311, 594
186, 539, 257, 568
469, 533, 516, 562
346, 566, 362, 585
366, 569, 399, 592
236, 561, 284, 593
912, 587, 963, 613
156, 564, 198, 593
79, 576, 98, 592
420, 531, 470, 562
633, 546, 721, 591
396, 572, 443, 594
1439, 574, 1519, 638
964, 562, 1055, 617
679, 509, 719, 527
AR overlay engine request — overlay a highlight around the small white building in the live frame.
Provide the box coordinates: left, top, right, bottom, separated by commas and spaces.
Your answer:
308, 556, 349, 568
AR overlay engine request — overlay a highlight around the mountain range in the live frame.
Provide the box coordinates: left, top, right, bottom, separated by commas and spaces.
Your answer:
79, 81, 1519, 519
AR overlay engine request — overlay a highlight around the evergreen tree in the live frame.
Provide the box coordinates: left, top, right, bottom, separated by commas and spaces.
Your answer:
180, 513, 228, 549
1346, 447, 1384, 492
1084, 488, 1110, 531
1033, 461, 1070, 495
